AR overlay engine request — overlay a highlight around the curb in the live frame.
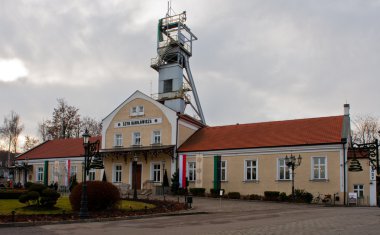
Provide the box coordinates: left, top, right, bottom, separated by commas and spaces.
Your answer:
0, 210, 208, 228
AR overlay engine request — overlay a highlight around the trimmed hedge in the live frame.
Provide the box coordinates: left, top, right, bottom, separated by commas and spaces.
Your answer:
264, 191, 280, 201
69, 181, 121, 211
0, 190, 27, 199
189, 188, 206, 196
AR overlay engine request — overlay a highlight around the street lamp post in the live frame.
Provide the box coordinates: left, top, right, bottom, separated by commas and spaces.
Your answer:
133, 155, 138, 200
79, 129, 104, 219
285, 154, 302, 202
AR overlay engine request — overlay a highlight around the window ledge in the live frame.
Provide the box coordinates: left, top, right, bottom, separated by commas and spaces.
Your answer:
113, 145, 123, 148
131, 144, 142, 147
243, 180, 259, 183
275, 179, 292, 182
130, 113, 145, 117
151, 143, 162, 146
310, 179, 329, 182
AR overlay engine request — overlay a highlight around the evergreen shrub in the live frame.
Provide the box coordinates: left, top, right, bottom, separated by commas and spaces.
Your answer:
279, 192, 288, 201
264, 191, 280, 201
293, 189, 313, 203
18, 183, 61, 208
189, 188, 206, 196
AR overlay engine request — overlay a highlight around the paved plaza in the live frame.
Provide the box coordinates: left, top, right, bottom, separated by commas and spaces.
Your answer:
1, 197, 380, 235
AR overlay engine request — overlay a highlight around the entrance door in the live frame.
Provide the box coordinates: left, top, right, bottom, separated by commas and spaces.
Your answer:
132, 164, 142, 190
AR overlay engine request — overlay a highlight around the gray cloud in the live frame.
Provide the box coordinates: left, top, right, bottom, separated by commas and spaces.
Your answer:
0, 0, 379, 140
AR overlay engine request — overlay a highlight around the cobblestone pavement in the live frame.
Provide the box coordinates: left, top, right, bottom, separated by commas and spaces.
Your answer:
1, 197, 380, 235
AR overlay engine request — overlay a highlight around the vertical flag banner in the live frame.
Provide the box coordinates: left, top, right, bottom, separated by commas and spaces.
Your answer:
179, 154, 187, 188
66, 160, 71, 187
44, 160, 49, 186
54, 161, 59, 183
214, 155, 221, 191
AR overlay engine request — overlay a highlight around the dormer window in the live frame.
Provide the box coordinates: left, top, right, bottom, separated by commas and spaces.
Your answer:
138, 105, 144, 113
130, 105, 144, 116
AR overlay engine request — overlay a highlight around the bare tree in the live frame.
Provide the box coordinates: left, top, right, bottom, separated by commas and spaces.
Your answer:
39, 98, 81, 139
38, 120, 49, 141
22, 135, 40, 152
0, 111, 24, 166
351, 115, 380, 144
81, 116, 102, 136
38, 98, 101, 140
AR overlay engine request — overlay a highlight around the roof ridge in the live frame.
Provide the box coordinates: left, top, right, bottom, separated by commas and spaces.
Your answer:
205, 115, 343, 129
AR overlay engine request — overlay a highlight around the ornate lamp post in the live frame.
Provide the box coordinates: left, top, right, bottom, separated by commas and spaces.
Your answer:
348, 139, 379, 174
79, 129, 104, 219
133, 155, 138, 200
285, 154, 302, 202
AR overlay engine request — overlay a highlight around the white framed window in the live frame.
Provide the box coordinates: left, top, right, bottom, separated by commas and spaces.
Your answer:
114, 134, 123, 147
130, 106, 144, 116
312, 157, 327, 179
278, 158, 291, 180
354, 184, 364, 198
138, 105, 144, 113
37, 167, 44, 182
188, 162, 196, 181
152, 130, 161, 144
221, 160, 227, 181
132, 132, 141, 145
114, 164, 122, 183
151, 163, 161, 182
88, 169, 96, 181
245, 160, 258, 181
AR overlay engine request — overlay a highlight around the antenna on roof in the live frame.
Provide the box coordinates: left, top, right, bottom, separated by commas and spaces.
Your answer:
166, 0, 176, 17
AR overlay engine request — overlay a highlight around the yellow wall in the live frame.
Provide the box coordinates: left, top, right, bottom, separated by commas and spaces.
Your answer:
347, 158, 373, 205
178, 123, 197, 146
105, 98, 172, 148
103, 154, 172, 188
187, 150, 346, 203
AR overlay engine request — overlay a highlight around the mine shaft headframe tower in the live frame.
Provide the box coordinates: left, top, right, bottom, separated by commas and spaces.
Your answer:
151, 10, 205, 124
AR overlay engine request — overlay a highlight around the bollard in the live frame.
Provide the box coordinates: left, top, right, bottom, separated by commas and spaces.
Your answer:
11, 210, 15, 222
144, 205, 147, 214
62, 210, 66, 220
186, 196, 193, 209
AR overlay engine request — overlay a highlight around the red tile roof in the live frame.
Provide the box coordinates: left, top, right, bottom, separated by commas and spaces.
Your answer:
16, 137, 101, 160
178, 116, 344, 152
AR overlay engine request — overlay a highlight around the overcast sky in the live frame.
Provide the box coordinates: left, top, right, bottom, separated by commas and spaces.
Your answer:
1, 0, 379, 143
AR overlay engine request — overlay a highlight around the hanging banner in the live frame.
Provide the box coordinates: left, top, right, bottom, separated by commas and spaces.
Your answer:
44, 161, 49, 186
66, 160, 71, 187
179, 154, 187, 188
54, 161, 59, 183
214, 155, 221, 191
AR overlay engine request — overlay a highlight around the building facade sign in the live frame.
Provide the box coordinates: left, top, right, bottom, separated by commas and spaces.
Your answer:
114, 117, 162, 128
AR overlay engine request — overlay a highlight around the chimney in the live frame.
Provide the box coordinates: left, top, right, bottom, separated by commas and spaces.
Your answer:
344, 104, 350, 116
